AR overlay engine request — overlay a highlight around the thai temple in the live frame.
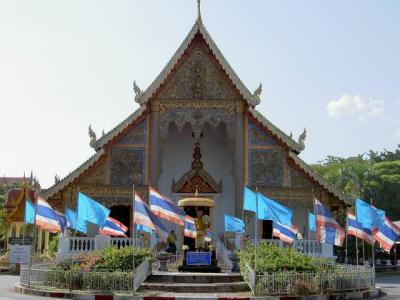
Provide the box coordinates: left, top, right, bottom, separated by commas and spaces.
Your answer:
5, 3, 349, 257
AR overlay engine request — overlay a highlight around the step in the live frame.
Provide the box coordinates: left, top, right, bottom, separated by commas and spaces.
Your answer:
147, 272, 244, 284
138, 281, 250, 293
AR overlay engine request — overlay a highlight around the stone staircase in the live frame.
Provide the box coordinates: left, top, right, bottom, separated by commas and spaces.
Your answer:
138, 272, 250, 294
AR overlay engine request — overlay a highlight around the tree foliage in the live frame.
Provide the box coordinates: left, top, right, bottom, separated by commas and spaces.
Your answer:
312, 145, 400, 220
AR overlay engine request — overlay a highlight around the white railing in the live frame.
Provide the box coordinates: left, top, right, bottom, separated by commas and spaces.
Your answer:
68, 237, 95, 253
293, 240, 322, 256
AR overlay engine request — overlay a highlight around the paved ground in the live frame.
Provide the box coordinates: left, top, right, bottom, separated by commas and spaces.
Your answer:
375, 275, 400, 299
0, 275, 60, 300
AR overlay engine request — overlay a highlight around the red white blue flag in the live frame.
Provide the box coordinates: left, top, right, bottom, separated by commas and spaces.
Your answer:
99, 216, 128, 237
35, 197, 62, 233
184, 215, 196, 238
149, 187, 185, 226
373, 216, 400, 251
134, 192, 169, 242
347, 212, 374, 245
315, 198, 345, 246
272, 221, 298, 244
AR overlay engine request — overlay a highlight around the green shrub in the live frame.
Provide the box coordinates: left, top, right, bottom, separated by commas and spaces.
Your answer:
58, 246, 152, 272
238, 242, 336, 274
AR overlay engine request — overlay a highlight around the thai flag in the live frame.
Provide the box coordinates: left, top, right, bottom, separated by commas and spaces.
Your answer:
134, 192, 169, 242
347, 212, 374, 245
184, 215, 196, 239
373, 216, 400, 251
272, 221, 298, 244
315, 198, 345, 246
99, 216, 128, 237
35, 197, 62, 233
149, 187, 185, 226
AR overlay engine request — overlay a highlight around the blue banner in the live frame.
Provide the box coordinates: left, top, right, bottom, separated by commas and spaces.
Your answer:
308, 212, 316, 231
224, 215, 245, 233
77, 192, 110, 228
355, 198, 385, 230
24, 199, 35, 224
257, 193, 292, 226
66, 208, 88, 234
243, 187, 257, 212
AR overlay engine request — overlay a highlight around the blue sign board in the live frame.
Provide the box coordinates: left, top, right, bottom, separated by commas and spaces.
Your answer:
186, 252, 211, 266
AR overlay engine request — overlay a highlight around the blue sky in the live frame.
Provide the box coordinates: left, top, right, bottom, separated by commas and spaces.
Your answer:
0, 0, 399, 188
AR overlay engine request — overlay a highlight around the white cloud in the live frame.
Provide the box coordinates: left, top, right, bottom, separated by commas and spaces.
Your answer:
396, 128, 400, 140
326, 94, 384, 121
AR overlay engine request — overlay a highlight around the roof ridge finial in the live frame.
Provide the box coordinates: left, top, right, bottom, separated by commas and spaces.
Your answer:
197, 0, 202, 21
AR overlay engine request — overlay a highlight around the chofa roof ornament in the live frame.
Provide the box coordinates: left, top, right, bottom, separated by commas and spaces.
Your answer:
298, 128, 307, 151
133, 80, 144, 105
252, 82, 262, 106
88, 125, 97, 149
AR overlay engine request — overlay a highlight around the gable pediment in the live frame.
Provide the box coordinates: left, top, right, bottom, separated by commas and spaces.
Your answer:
156, 36, 238, 101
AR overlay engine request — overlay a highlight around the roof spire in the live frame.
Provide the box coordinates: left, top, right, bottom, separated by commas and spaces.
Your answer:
197, 0, 202, 21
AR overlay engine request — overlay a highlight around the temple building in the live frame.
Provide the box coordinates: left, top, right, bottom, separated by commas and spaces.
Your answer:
43, 8, 349, 247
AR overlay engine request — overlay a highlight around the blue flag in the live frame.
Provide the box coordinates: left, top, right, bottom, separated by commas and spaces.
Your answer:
243, 187, 257, 212
355, 198, 385, 230
55, 211, 67, 233
66, 208, 88, 234
224, 215, 245, 233
308, 212, 316, 231
257, 193, 292, 226
77, 192, 110, 228
24, 199, 35, 224
136, 224, 152, 234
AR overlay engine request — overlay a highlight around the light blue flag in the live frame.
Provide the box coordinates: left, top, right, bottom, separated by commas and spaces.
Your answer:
308, 212, 316, 231
77, 192, 110, 228
243, 187, 257, 212
257, 193, 292, 226
136, 224, 152, 234
355, 198, 385, 230
24, 199, 35, 224
66, 208, 88, 234
224, 215, 245, 233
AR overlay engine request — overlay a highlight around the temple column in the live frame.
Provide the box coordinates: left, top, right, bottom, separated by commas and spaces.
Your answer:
6, 224, 13, 253
15, 223, 21, 238
37, 229, 43, 254
149, 108, 161, 187
44, 231, 49, 255
234, 103, 245, 218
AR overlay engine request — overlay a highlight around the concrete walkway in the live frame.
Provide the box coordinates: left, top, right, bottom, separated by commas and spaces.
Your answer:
376, 274, 400, 299
0, 275, 60, 300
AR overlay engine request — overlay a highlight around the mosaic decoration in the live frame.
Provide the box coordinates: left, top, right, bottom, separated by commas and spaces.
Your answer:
248, 120, 277, 146
79, 158, 106, 185
157, 43, 237, 100
249, 149, 284, 187
109, 148, 144, 186
289, 166, 312, 188
114, 118, 147, 145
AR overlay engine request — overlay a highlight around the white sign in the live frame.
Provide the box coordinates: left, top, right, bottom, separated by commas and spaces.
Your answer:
95, 234, 111, 250
9, 245, 31, 264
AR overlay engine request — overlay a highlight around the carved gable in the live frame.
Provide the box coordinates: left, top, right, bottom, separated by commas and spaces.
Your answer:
157, 38, 238, 101
78, 157, 107, 186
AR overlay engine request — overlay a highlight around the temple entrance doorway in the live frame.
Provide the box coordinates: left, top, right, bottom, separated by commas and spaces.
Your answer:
109, 205, 131, 237
262, 220, 273, 239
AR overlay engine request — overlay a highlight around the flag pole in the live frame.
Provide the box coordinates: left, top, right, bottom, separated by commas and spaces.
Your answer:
355, 235, 359, 266
255, 187, 258, 274
362, 240, 365, 266
132, 180, 136, 294
307, 209, 311, 240
345, 207, 348, 265
370, 198, 375, 271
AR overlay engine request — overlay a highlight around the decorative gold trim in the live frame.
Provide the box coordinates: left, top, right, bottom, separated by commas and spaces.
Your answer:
159, 99, 236, 113
284, 153, 289, 187
110, 144, 146, 148
248, 145, 283, 150
178, 197, 215, 207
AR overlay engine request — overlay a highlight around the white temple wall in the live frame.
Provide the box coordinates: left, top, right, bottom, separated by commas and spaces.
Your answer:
158, 122, 235, 240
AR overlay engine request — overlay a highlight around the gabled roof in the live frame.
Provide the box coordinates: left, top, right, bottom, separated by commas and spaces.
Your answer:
94, 105, 147, 150
134, 16, 260, 108
288, 152, 352, 205
43, 149, 105, 199
248, 107, 304, 153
